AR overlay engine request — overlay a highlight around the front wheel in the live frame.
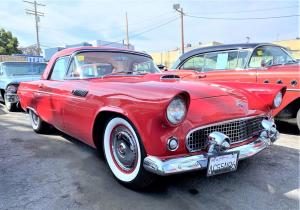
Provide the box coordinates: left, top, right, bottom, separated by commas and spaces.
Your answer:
103, 117, 156, 189
29, 109, 50, 133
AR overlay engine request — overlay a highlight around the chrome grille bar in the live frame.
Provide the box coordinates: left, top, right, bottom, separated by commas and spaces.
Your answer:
186, 116, 265, 152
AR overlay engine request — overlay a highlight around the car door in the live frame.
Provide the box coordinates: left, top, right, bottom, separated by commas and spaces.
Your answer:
36, 56, 70, 130
178, 50, 257, 83
248, 45, 298, 87
59, 56, 97, 145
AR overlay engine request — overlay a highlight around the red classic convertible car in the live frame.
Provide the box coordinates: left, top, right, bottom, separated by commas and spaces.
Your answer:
18, 47, 285, 189
171, 43, 300, 130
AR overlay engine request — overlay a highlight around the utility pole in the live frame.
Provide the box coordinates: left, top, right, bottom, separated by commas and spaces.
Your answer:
125, 12, 129, 49
246, 36, 250, 43
173, 4, 185, 54
24, 0, 45, 56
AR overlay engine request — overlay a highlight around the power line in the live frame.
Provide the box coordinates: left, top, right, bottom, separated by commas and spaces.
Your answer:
195, 5, 299, 15
103, 17, 179, 46
24, 0, 45, 56
185, 14, 299, 20
130, 17, 178, 39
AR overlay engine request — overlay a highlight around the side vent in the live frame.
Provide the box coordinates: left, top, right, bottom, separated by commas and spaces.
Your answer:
72, 89, 88, 97
160, 74, 181, 80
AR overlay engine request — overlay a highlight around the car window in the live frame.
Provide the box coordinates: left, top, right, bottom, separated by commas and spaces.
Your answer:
50, 56, 69, 80
249, 46, 294, 68
203, 51, 242, 72
1, 62, 47, 76
236, 50, 249, 69
179, 55, 204, 71
66, 52, 160, 79
178, 50, 249, 72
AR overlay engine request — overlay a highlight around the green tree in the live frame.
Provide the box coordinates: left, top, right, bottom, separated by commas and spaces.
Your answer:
0, 28, 22, 55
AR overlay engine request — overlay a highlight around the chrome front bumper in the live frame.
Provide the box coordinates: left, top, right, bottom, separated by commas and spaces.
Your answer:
4, 93, 19, 103
143, 119, 279, 176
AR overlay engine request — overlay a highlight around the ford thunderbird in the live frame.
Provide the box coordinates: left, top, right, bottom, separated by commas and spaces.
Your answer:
171, 43, 300, 130
18, 47, 285, 189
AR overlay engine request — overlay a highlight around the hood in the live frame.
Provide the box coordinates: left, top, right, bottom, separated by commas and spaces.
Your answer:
4, 75, 42, 85
90, 74, 235, 100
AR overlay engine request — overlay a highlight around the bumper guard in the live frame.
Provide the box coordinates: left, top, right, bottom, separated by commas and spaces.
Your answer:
143, 118, 279, 175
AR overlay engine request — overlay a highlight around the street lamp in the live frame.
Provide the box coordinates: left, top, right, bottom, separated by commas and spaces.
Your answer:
173, 4, 185, 54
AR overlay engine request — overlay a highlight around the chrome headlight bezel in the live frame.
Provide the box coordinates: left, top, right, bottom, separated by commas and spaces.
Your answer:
273, 91, 283, 108
6, 85, 18, 94
166, 96, 187, 125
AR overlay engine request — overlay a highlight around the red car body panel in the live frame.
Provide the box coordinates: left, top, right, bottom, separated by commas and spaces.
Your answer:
171, 44, 299, 118
18, 47, 286, 158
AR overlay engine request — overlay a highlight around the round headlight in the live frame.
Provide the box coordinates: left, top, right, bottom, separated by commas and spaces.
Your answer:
6, 85, 18, 93
273, 91, 283, 108
166, 96, 187, 125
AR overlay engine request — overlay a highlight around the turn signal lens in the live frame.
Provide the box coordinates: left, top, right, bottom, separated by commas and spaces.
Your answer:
167, 137, 179, 151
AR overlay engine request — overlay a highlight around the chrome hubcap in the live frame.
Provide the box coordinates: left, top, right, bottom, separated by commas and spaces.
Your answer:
111, 126, 138, 171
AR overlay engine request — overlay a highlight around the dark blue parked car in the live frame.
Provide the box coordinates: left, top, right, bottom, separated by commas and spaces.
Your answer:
0, 62, 47, 111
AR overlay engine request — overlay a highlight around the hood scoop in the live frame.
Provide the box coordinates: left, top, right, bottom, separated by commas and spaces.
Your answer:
160, 74, 181, 81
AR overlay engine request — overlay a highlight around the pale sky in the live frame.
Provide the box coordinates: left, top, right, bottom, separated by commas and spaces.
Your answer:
0, 0, 299, 53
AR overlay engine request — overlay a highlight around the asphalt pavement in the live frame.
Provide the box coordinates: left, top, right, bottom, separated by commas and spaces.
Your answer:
0, 103, 299, 210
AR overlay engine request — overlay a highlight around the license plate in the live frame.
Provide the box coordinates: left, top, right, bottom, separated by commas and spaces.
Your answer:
207, 152, 239, 176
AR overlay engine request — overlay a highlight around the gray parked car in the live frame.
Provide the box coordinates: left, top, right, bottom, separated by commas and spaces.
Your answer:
0, 61, 47, 111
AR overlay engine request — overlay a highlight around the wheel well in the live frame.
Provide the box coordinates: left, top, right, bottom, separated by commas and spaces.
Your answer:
92, 111, 125, 152
277, 98, 300, 118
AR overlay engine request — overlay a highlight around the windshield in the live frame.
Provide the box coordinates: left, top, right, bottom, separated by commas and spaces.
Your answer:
67, 51, 161, 79
3, 62, 47, 76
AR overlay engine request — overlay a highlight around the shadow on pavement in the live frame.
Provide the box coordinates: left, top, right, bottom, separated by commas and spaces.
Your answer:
276, 120, 299, 135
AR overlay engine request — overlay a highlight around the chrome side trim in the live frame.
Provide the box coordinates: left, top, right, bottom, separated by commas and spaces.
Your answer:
286, 88, 300, 92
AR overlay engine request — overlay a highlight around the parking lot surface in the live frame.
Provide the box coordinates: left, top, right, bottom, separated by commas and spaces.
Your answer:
0, 104, 299, 210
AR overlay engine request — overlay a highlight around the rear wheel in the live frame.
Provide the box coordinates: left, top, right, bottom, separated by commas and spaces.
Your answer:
297, 108, 300, 131
103, 117, 156, 189
29, 109, 50, 133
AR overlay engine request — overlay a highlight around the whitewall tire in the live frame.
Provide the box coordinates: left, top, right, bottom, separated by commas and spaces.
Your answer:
29, 109, 50, 133
297, 108, 300, 131
103, 117, 156, 189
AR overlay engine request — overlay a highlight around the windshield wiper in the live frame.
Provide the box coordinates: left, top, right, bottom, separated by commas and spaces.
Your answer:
284, 60, 297, 65
103, 71, 149, 77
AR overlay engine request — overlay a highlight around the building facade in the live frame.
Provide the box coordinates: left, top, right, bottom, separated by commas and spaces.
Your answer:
44, 40, 134, 61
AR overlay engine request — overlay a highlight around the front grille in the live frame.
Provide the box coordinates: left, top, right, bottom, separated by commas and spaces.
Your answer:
186, 116, 265, 152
